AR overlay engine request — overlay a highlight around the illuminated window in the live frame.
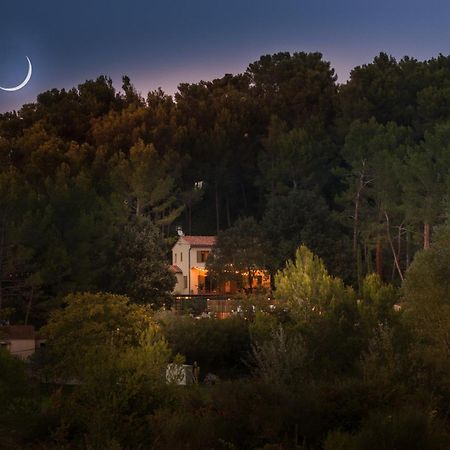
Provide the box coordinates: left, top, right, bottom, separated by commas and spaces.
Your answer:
197, 251, 209, 262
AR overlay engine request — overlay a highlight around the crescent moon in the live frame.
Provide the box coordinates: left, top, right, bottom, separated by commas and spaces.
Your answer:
0, 56, 33, 92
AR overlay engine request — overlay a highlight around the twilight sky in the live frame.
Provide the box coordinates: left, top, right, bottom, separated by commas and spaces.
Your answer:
1, 0, 450, 113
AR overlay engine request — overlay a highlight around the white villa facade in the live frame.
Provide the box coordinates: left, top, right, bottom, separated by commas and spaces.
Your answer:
170, 235, 216, 295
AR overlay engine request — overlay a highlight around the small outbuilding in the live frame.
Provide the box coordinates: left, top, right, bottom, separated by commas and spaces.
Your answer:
0, 325, 42, 359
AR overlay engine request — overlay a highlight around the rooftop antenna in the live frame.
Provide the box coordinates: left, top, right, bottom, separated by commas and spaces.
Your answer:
176, 226, 185, 237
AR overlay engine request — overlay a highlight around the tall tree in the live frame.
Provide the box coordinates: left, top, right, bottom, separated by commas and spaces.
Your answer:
111, 139, 184, 233
247, 51, 338, 129
275, 245, 355, 323
109, 218, 175, 307
207, 217, 267, 292
338, 119, 411, 282
401, 123, 450, 249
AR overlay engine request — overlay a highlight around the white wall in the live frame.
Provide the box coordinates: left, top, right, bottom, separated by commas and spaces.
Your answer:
172, 240, 212, 294
8, 339, 36, 359
172, 239, 191, 294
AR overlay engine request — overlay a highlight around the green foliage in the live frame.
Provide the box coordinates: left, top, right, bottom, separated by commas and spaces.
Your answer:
151, 380, 298, 450
261, 188, 353, 282
41, 292, 158, 378
340, 53, 426, 127
401, 224, 450, 405
258, 116, 336, 195
2, 50, 450, 448
111, 138, 184, 226
207, 217, 268, 290
353, 410, 450, 450
323, 430, 356, 450
248, 310, 279, 344
324, 410, 450, 450
0, 347, 30, 405
0, 348, 51, 447
158, 312, 251, 378
251, 325, 306, 385
109, 218, 175, 307
402, 123, 450, 240
360, 324, 405, 404
33, 76, 120, 142
62, 331, 172, 449
2, 50, 450, 323
361, 273, 400, 323
275, 245, 355, 322
337, 119, 412, 282
247, 51, 338, 128
403, 224, 450, 351
249, 248, 367, 383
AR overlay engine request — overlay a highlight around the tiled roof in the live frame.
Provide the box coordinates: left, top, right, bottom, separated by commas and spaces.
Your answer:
169, 265, 183, 273
180, 236, 216, 246
0, 325, 35, 340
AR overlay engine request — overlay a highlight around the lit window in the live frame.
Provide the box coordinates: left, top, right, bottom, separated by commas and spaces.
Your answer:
197, 251, 209, 262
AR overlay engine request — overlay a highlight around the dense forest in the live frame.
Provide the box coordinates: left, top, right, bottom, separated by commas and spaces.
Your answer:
3, 51, 450, 322
1, 51, 450, 449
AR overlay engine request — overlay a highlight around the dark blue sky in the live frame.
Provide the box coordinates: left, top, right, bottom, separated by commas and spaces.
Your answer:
1, 0, 450, 112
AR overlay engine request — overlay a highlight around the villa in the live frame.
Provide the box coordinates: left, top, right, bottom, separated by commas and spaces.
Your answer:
170, 234, 270, 296
170, 235, 217, 295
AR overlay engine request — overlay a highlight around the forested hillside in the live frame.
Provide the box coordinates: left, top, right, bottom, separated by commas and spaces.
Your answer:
2, 51, 450, 324
3, 49, 450, 450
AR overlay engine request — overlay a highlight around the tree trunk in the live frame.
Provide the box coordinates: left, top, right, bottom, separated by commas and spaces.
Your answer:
364, 241, 372, 274
356, 244, 363, 293
136, 197, 140, 217
376, 236, 383, 279
424, 222, 431, 250
353, 165, 366, 278
353, 180, 362, 257
406, 227, 410, 268
391, 224, 403, 282
215, 181, 220, 234
24, 286, 34, 326
384, 212, 403, 281
240, 182, 248, 212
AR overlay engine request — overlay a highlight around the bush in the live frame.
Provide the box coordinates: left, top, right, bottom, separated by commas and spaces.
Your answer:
158, 313, 251, 378
354, 409, 450, 450
0, 348, 56, 447
324, 430, 355, 450
61, 330, 174, 448
41, 291, 157, 378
